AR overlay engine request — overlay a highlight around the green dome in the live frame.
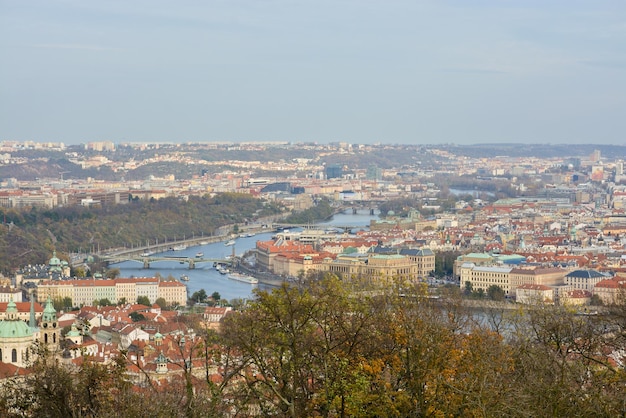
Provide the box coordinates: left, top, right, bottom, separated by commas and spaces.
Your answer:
49, 251, 62, 273
6, 299, 17, 315
0, 320, 33, 339
66, 324, 81, 338
0, 301, 33, 339
42, 296, 57, 323
49, 251, 61, 266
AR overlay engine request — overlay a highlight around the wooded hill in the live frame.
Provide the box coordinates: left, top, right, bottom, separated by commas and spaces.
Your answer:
0, 193, 282, 274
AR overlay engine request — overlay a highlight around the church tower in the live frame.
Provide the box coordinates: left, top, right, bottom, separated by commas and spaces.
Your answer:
40, 296, 59, 350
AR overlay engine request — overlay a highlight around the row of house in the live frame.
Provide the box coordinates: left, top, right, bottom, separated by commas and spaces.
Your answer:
459, 256, 626, 305
35, 277, 187, 307
256, 232, 436, 282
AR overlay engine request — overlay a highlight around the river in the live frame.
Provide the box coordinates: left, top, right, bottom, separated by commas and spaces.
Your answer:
114, 209, 380, 302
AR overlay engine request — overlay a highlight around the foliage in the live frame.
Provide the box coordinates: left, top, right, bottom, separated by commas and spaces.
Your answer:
0, 193, 282, 274
282, 199, 334, 224
155, 297, 168, 310
2, 277, 626, 417
487, 284, 506, 301
136, 296, 150, 306
434, 250, 461, 277
129, 312, 146, 322
191, 289, 208, 304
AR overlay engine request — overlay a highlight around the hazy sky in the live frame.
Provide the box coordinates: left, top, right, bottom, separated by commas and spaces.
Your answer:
1, 1, 625, 145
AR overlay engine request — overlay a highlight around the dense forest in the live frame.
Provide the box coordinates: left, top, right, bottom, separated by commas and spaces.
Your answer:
1, 275, 625, 417
0, 193, 283, 273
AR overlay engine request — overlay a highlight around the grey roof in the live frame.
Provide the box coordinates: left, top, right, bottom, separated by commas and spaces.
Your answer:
565, 270, 607, 279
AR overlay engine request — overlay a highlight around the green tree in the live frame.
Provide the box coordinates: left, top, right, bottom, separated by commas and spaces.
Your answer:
155, 297, 167, 310
136, 295, 150, 306
487, 285, 506, 301
464, 280, 473, 296
129, 312, 146, 322
62, 296, 73, 311
191, 289, 208, 304
211, 291, 221, 301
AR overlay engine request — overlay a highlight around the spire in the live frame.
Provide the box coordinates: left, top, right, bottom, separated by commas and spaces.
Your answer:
29, 294, 37, 328
42, 295, 57, 323
6, 296, 17, 320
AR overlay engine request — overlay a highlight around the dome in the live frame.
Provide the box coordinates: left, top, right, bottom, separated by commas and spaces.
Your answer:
0, 320, 33, 339
66, 324, 81, 338
49, 251, 62, 273
42, 296, 57, 323
49, 251, 61, 266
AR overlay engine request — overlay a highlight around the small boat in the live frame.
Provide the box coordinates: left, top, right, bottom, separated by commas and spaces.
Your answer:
218, 267, 229, 275
172, 244, 187, 251
195, 252, 204, 258
199, 241, 209, 245
224, 239, 236, 246
180, 274, 189, 281
228, 272, 259, 284
246, 233, 255, 237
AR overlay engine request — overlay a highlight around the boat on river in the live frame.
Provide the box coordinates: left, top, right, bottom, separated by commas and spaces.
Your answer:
180, 274, 189, 281
195, 252, 204, 258
224, 239, 235, 247
228, 272, 259, 284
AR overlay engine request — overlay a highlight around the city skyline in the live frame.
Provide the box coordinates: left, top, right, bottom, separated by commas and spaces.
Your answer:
1, 1, 625, 145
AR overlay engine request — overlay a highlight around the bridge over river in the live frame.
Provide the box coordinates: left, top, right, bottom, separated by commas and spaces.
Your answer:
99, 254, 233, 270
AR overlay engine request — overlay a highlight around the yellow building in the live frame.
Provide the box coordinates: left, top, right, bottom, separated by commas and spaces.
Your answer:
323, 253, 419, 283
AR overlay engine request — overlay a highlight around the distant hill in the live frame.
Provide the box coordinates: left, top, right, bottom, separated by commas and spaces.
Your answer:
442, 143, 626, 159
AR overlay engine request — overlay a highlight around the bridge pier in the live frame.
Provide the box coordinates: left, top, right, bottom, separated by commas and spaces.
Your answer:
370, 208, 375, 215
189, 260, 195, 269
353, 207, 357, 214
143, 260, 150, 269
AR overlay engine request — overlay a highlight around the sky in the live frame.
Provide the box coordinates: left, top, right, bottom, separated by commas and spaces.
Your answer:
1, 1, 625, 145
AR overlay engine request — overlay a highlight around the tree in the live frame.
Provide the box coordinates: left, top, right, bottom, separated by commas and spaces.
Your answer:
117, 297, 127, 306
211, 291, 221, 301
191, 289, 208, 304
136, 295, 150, 306
220, 275, 382, 417
105, 267, 121, 279
464, 280, 473, 296
72, 266, 86, 277
155, 297, 167, 310
98, 298, 112, 306
129, 312, 146, 322
487, 285, 505, 301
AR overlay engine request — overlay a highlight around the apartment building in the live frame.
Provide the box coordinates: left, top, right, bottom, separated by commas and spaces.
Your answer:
323, 253, 419, 283
460, 263, 567, 296
36, 278, 186, 307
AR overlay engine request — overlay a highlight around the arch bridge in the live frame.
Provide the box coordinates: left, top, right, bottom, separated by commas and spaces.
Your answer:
99, 255, 233, 270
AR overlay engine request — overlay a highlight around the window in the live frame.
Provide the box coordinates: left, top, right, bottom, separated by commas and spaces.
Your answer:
12, 349, 17, 363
